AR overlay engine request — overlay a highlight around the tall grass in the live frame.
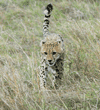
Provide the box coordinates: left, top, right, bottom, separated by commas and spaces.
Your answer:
0, 0, 100, 109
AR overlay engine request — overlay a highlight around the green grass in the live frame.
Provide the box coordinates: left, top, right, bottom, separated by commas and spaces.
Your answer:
0, 0, 100, 109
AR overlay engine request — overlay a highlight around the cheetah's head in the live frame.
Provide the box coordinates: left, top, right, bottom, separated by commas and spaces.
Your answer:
40, 34, 64, 66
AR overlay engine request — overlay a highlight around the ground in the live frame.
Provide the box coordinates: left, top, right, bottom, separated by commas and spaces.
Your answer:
0, 0, 100, 109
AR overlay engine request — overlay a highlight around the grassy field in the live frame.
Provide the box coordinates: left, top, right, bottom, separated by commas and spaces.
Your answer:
0, 0, 100, 109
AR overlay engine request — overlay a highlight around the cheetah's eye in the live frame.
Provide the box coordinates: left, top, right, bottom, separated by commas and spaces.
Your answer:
44, 52, 47, 55
52, 52, 56, 55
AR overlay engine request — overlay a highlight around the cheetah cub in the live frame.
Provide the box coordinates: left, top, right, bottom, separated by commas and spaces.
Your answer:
40, 4, 64, 89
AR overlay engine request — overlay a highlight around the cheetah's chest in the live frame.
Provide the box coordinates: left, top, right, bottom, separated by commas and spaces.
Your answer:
48, 66, 56, 75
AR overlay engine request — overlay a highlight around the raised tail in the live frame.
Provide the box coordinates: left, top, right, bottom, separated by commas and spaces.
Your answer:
43, 3, 53, 36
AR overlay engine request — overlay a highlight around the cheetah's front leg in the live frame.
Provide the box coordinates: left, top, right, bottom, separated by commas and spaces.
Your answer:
39, 66, 48, 89
53, 72, 63, 89
52, 60, 64, 89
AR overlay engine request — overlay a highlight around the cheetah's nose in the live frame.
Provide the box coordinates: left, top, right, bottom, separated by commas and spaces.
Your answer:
48, 60, 52, 62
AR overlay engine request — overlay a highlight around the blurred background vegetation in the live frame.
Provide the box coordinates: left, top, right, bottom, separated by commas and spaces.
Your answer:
0, 0, 100, 109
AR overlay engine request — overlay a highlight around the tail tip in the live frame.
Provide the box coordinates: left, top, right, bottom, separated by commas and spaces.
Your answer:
47, 3, 53, 10
44, 3, 53, 15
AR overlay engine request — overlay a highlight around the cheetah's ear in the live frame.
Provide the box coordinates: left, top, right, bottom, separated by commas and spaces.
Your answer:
40, 40, 46, 46
42, 41, 45, 44
58, 35, 63, 42
57, 39, 62, 44
57, 40, 64, 52
58, 41, 61, 44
